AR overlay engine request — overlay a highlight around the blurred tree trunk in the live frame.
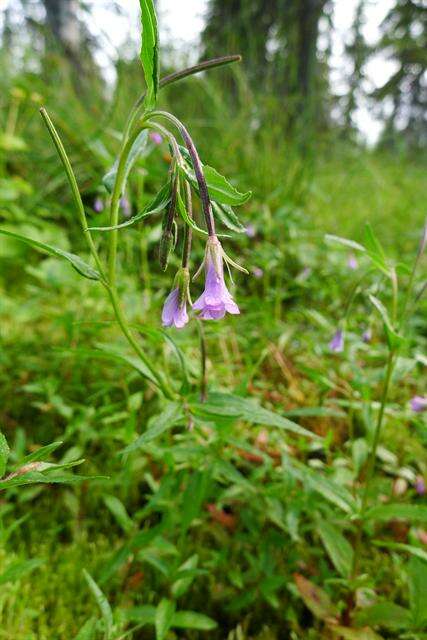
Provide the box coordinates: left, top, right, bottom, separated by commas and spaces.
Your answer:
344, 0, 368, 132
41, 0, 101, 96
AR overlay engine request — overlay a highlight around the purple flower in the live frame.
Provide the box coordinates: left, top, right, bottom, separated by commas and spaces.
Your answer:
162, 288, 189, 329
415, 475, 426, 496
348, 254, 358, 270
362, 327, 372, 343
252, 266, 264, 279
120, 196, 131, 218
411, 396, 427, 413
329, 329, 344, 353
93, 197, 104, 213
149, 132, 163, 145
193, 235, 240, 321
162, 268, 190, 329
245, 224, 256, 238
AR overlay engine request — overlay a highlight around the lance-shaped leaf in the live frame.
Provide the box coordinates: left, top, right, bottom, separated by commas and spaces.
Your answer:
0, 229, 101, 281
89, 181, 172, 231
212, 202, 245, 233
139, 0, 159, 110
0, 432, 9, 478
178, 147, 251, 206
369, 295, 404, 350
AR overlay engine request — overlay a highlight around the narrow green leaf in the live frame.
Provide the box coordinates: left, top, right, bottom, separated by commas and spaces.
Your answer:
325, 234, 366, 253
190, 393, 319, 440
83, 570, 113, 639
355, 602, 412, 630
369, 295, 403, 349
103, 495, 134, 534
181, 472, 209, 532
408, 557, 427, 628
0, 431, 10, 478
178, 149, 251, 206
155, 599, 175, 640
0, 559, 43, 586
172, 610, 217, 631
19, 441, 63, 465
122, 402, 183, 453
171, 555, 199, 599
284, 455, 356, 514
90, 181, 171, 231
373, 540, 427, 563
365, 504, 427, 522
318, 521, 354, 578
176, 191, 208, 235
139, 0, 159, 109
364, 223, 390, 275
0, 229, 100, 281
73, 618, 97, 640
212, 202, 245, 233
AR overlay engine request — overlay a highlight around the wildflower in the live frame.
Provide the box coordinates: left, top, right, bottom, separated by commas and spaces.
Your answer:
193, 235, 241, 320
362, 327, 372, 343
245, 224, 256, 238
252, 266, 264, 279
162, 268, 190, 329
415, 475, 426, 496
329, 329, 344, 353
120, 196, 131, 218
348, 254, 358, 270
149, 131, 163, 145
410, 396, 427, 413
93, 197, 104, 213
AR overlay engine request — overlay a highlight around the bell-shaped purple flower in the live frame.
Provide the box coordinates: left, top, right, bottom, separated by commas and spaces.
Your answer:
415, 475, 426, 496
329, 329, 344, 353
149, 131, 163, 145
347, 254, 358, 270
162, 268, 190, 329
193, 235, 240, 321
410, 396, 427, 413
93, 197, 104, 213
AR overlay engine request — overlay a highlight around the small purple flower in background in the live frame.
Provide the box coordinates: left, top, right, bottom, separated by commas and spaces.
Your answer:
162, 268, 190, 329
415, 475, 426, 496
348, 253, 358, 270
93, 197, 104, 213
245, 224, 256, 238
410, 396, 427, 413
120, 196, 131, 218
193, 235, 240, 321
329, 329, 344, 353
362, 327, 372, 343
251, 266, 264, 279
149, 131, 163, 145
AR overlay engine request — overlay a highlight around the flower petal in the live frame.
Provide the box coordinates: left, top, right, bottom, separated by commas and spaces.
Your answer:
162, 288, 180, 326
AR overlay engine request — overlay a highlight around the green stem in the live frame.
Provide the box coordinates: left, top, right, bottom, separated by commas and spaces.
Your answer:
360, 349, 396, 513
107, 286, 175, 399
39, 108, 106, 280
107, 123, 148, 286
123, 56, 242, 143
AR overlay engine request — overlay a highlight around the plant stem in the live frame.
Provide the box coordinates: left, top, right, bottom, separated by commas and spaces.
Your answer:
350, 347, 396, 587
360, 349, 396, 513
148, 111, 216, 236
40, 108, 106, 280
197, 320, 208, 402
107, 123, 147, 287
106, 286, 175, 399
123, 56, 242, 143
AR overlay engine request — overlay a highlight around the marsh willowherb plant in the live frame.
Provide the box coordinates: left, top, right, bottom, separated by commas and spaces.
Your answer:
0, 1, 251, 401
